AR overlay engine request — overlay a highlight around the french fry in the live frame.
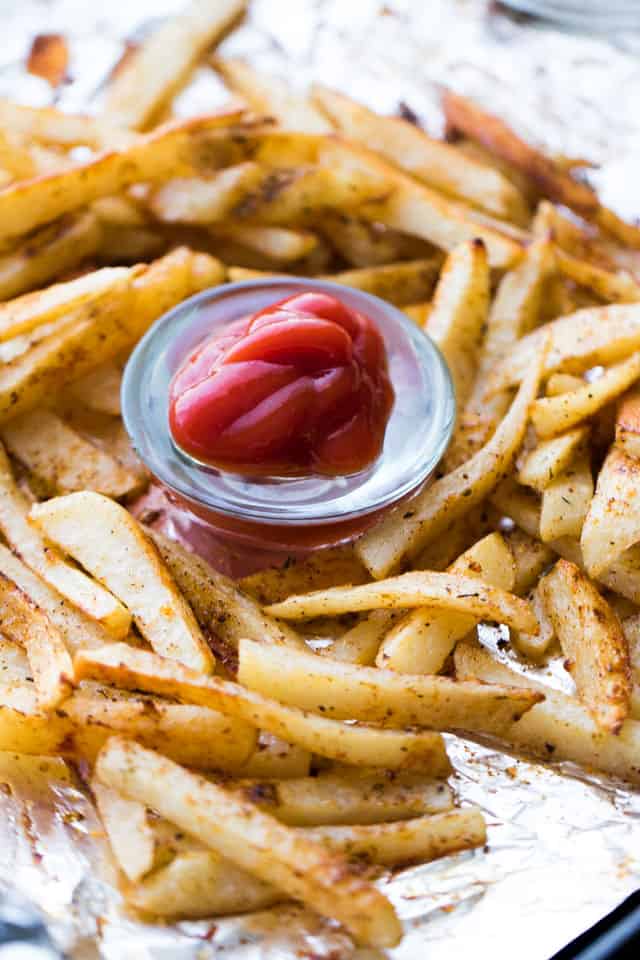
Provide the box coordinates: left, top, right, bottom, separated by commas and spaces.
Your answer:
30, 492, 214, 673
97, 738, 402, 947
216, 59, 332, 133
510, 584, 556, 661
0, 212, 102, 301
322, 257, 443, 307
74, 644, 452, 772
531, 352, 640, 438
66, 362, 123, 416
92, 780, 157, 882
580, 447, 640, 576
376, 532, 515, 674
313, 85, 528, 222
518, 427, 589, 492
1, 409, 142, 499
615, 387, 640, 459
240, 546, 368, 606
539, 559, 631, 732
0, 444, 130, 638
318, 214, 424, 268
239, 734, 311, 779
539, 451, 593, 542
425, 238, 489, 413
148, 163, 265, 223
504, 527, 555, 596
105, 0, 247, 130
454, 640, 640, 783
149, 529, 305, 654
0, 98, 133, 149
0, 572, 72, 709
555, 249, 640, 304
545, 373, 585, 396
98, 223, 166, 263
323, 610, 397, 666
210, 223, 317, 262
237, 636, 541, 734
265, 569, 537, 633
357, 348, 544, 577
491, 478, 543, 540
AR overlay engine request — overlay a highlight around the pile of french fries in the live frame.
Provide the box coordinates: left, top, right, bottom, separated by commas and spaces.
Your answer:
2, 0, 640, 948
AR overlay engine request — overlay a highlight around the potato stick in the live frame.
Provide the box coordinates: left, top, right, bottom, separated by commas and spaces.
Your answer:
0, 98, 133, 149
233, 771, 453, 826
454, 640, 640, 784
616, 386, 640, 458
539, 559, 631, 732
1, 409, 141, 499
505, 527, 555, 596
532, 352, 640, 438
0, 266, 129, 343
149, 528, 305, 653
580, 447, 640, 576
239, 734, 311, 779
546, 373, 585, 396
210, 223, 317, 262
30, 493, 214, 673
313, 85, 527, 222
237, 636, 541, 734
97, 739, 402, 948
539, 452, 593, 542
357, 348, 544, 577
0, 445, 130, 638
511, 583, 556, 661
518, 427, 589, 492
0, 542, 110, 652
66, 362, 122, 416
92, 780, 156, 883
0, 572, 72, 709
149, 162, 265, 223
74, 644, 451, 773
0, 212, 102, 301
556, 249, 640, 304
322, 257, 443, 307
425, 238, 489, 413
442, 90, 598, 215
240, 546, 368, 606
216, 59, 331, 134
105, 0, 247, 130
488, 304, 640, 393
376, 532, 515, 674
323, 610, 396, 666
318, 214, 418, 268
0, 111, 245, 243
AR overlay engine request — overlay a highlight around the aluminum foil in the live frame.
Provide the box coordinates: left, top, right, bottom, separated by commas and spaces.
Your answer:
1, 1, 640, 957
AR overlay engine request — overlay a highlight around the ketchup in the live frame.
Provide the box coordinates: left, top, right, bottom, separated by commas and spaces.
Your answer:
168, 292, 394, 476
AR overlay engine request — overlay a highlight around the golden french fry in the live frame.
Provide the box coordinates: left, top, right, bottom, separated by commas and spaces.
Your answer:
615, 387, 640, 459
510, 584, 556, 661
319, 215, 424, 269
539, 451, 593, 542
357, 348, 544, 577
581, 447, 640, 576
454, 640, 640, 784
149, 163, 264, 223
240, 545, 368, 606
30, 493, 214, 673
323, 610, 397, 666
210, 223, 317, 262
518, 427, 589, 492
376, 532, 515, 674
545, 373, 584, 396
322, 257, 443, 307
556, 249, 640, 304
92, 780, 157, 883
66, 362, 123, 416
74, 643, 452, 773
238, 734, 311, 779
0, 99, 130, 149
539, 559, 631, 732
504, 527, 555, 596
96, 737, 403, 947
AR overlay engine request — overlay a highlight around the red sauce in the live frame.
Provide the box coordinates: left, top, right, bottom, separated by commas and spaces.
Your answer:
168, 292, 394, 476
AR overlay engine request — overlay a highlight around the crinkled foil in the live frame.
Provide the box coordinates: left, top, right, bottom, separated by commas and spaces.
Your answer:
1, 1, 640, 957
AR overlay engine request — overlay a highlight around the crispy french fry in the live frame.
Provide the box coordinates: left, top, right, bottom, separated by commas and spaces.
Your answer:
239, 734, 311, 779
216, 59, 331, 133
313, 85, 528, 222
357, 348, 544, 577
0, 445, 130, 638
376, 532, 515, 674
322, 257, 443, 307
0, 212, 102, 300
556, 249, 640, 304
615, 387, 640, 459
92, 780, 156, 882
319, 215, 423, 269
30, 493, 214, 673
546, 373, 585, 397
425, 238, 489, 413
581, 447, 640, 576
0, 98, 132, 150
237, 636, 541, 734
210, 223, 317, 262
240, 546, 368, 606
531, 352, 640, 438
539, 559, 631, 732
148, 163, 265, 223
75, 643, 452, 773
518, 427, 589, 492
65, 362, 123, 416
454, 640, 640, 783
511, 584, 556, 661
1, 409, 141, 499
504, 527, 555, 596
539, 451, 593, 542
323, 610, 396, 666
0, 572, 72, 709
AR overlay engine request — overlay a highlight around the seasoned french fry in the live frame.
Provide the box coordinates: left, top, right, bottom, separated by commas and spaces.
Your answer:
545, 373, 585, 396
580, 447, 640, 576
92, 780, 156, 882
149, 163, 265, 223
0, 445, 130, 638
615, 387, 640, 459
425, 238, 489, 413
30, 493, 214, 673
321, 257, 442, 307
454, 640, 640, 783
518, 427, 589, 492
239, 734, 311, 779
504, 527, 555, 596
75, 643, 452, 772
0, 572, 72, 709
0, 212, 102, 301
216, 59, 331, 133
1, 409, 142, 499
210, 223, 317, 262
511, 584, 556, 661
237, 637, 541, 734
313, 85, 528, 222
556, 249, 640, 304
319, 214, 423, 268
66, 362, 123, 416
531, 352, 640, 438
240, 546, 368, 606
323, 610, 396, 666
105, 0, 247, 129
539, 451, 593, 542
0, 98, 133, 149
539, 559, 631, 732
357, 348, 544, 577
376, 532, 515, 674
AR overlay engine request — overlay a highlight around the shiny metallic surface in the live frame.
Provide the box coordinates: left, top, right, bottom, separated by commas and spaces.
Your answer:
1, 1, 639, 957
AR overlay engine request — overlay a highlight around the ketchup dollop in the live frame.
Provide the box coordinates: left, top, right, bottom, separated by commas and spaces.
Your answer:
168, 292, 394, 476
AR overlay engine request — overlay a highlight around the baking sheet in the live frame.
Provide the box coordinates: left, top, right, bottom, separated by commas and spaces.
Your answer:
1, 1, 640, 957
